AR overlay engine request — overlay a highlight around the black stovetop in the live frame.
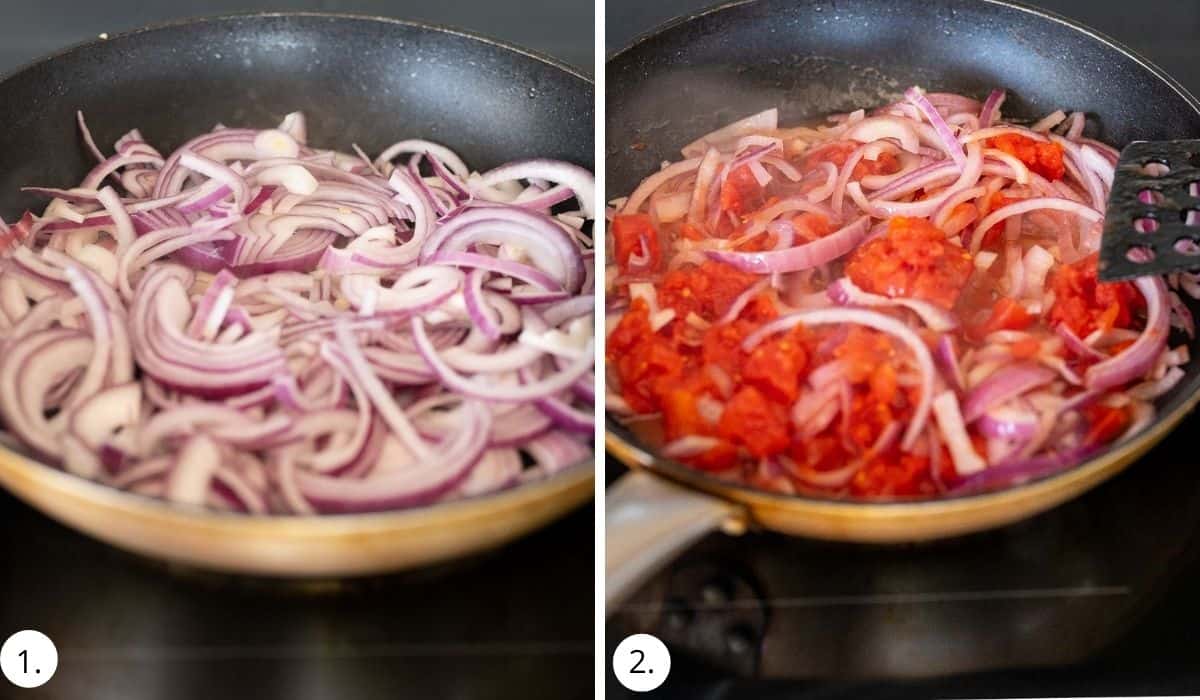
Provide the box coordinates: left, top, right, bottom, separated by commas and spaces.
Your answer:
606, 0, 1200, 697
0, 3, 594, 700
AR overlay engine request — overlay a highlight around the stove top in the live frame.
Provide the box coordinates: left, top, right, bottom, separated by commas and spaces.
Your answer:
608, 419, 1200, 695
1, 492, 594, 700
606, 0, 1200, 695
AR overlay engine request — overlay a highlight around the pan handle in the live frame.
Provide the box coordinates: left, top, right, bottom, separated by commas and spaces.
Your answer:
606, 470, 745, 613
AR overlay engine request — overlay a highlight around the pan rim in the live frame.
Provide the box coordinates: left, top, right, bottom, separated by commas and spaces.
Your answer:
604, 0, 1200, 513
0, 10, 596, 527
0, 10, 593, 88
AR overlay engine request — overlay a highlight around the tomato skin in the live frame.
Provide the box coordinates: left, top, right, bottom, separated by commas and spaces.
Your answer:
718, 386, 790, 458
720, 165, 765, 217
844, 216, 974, 309
987, 133, 1066, 181
985, 297, 1034, 333
1047, 254, 1142, 337
1082, 404, 1129, 445
611, 214, 662, 274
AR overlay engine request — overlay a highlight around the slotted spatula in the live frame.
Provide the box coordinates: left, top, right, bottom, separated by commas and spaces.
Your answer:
1099, 140, 1200, 281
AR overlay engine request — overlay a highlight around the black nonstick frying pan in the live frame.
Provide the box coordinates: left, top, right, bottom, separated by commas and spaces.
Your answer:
0, 12, 594, 576
605, 0, 1200, 607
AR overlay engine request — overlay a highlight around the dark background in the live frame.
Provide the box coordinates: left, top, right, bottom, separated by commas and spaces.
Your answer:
0, 2, 594, 700
607, 0, 1200, 698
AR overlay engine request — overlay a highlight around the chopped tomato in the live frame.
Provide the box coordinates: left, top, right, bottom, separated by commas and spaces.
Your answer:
835, 327, 895, 384
1082, 404, 1129, 445
844, 216, 974, 309
687, 440, 740, 472
1047, 253, 1143, 337
803, 141, 902, 179
1010, 337, 1041, 359
869, 363, 899, 405
743, 325, 811, 403
679, 222, 706, 241
718, 386, 790, 458
702, 320, 753, 379
791, 212, 833, 241
658, 260, 760, 322
982, 297, 1035, 334
611, 214, 662, 274
606, 300, 688, 413
978, 192, 1013, 249
788, 435, 849, 475
719, 165, 765, 217
850, 452, 934, 497
661, 382, 710, 439
987, 133, 1066, 181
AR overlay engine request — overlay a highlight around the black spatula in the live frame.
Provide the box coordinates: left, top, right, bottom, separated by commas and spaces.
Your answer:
1099, 140, 1200, 281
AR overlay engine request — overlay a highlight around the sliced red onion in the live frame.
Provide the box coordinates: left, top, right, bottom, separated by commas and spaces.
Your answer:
979, 89, 1006, 128
949, 443, 1103, 494
843, 116, 921, 154
681, 108, 778, 158
1085, 277, 1169, 390
905, 87, 966, 166
932, 390, 985, 475
968, 197, 1102, 254
962, 363, 1056, 422
706, 216, 869, 273
662, 435, 721, 459
826, 277, 958, 331
977, 405, 1038, 440
0, 113, 594, 514
1056, 324, 1106, 361
296, 401, 490, 513
935, 336, 966, 393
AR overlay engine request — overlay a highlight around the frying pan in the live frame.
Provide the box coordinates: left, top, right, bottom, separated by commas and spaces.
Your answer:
605, 0, 1200, 608
0, 12, 594, 577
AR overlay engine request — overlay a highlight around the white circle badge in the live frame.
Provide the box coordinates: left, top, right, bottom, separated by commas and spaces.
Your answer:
612, 633, 670, 692
1, 630, 58, 689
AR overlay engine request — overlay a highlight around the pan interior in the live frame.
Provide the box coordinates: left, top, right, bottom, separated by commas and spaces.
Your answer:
0, 13, 592, 218
0, 13, 595, 513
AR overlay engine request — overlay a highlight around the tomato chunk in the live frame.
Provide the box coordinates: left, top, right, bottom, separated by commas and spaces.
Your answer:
1082, 404, 1129, 445
844, 216, 974, 309
611, 214, 661, 274
983, 297, 1035, 333
743, 325, 810, 404
718, 386, 790, 458
987, 133, 1066, 181
607, 300, 687, 413
1047, 254, 1143, 337
719, 165, 765, 217
658, 260, 760, 322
